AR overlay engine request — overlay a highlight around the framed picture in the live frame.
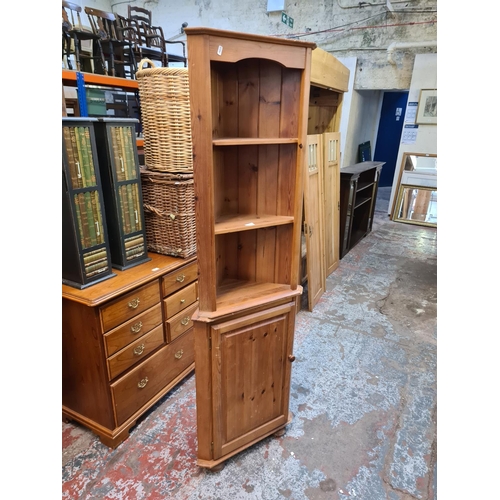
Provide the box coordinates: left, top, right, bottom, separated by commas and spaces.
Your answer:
416, 89, 437, 125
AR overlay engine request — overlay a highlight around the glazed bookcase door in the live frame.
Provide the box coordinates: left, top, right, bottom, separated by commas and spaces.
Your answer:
210, 302, 296, 460
94, 118, 150, 270
62, 117, 115, 289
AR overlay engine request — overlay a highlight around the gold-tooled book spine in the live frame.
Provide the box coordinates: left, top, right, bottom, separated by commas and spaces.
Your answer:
73, 194, 85, 248
126, 183, 136, 233
83, 248, 108, 264
84, 191, 97, 246
124, 235, 144, 249
111, 127, 125, 182
63, 127, 78, 189
83, 126, 97, 185
122, 126, 136, 181
119, 184, 131, 234
75, 127, 91, 187
69, 127, 84, 189
76, 192, 91, 248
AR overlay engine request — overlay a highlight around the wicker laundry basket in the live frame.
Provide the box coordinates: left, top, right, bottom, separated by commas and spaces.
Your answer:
140, 168, 196, 258
136, 59, 193, 173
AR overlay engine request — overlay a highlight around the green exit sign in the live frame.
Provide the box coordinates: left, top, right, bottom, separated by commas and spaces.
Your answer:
281, 12, 294, 28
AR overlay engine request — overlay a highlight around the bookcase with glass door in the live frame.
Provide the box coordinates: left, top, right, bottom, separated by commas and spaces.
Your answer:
93, 117, 150, 270
185, 27, 315, 470
62, 117, 115, 289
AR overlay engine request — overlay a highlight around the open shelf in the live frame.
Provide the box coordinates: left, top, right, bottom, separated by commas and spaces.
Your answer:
354, 196, 372, 210
215, 214, 294, 234
213, 138, 298, 146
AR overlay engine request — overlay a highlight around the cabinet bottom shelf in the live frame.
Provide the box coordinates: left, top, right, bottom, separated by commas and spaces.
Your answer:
195, 280, 303, 320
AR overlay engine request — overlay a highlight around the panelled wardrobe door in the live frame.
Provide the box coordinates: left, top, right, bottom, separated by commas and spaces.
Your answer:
62, 117, 115, 289
185, 27, 316, 470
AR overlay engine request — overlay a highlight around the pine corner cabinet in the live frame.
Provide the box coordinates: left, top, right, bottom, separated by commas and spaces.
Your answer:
184, 27, 315, 470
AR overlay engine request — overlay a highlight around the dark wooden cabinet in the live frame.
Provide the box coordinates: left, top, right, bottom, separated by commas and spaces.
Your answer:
93, 117, 150, 270
62, 117, 115, 289
62, 252, 198, 448
185, 27, 315, 470
339, 161, 384, 259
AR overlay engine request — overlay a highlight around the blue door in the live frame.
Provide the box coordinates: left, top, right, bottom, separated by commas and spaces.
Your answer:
373, 91, 408, 187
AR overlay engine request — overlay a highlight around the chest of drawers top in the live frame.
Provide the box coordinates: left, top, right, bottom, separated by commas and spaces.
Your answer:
62, 252, 197, 308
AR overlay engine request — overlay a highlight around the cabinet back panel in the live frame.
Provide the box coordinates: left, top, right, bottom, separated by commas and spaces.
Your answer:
215, 226, 293, 286
211, 61, 301, 139
215, 145, 297, 219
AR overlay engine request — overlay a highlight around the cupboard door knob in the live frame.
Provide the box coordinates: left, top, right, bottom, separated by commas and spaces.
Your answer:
133, 344, 145, 356
174, 349, 184, 359
138, 377, 148, 389
180, 299, 185, 304
176, 274, 185, 283
131, 321, 143, 333
128, 298, 140, 309
288, 355, 296, 362
181, 317, 190, 326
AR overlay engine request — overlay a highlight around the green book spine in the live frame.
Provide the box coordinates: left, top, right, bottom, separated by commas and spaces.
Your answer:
83, 126, 97, 185
131, 183, 142, 231
69, 128, 84, 189
124, 235, 144, 249
118, 127, 129, 181
91, 191, 105, 246
122, 126, 136, 181
119, 185, 131, 234
76, 192, 91, 248
84, 191, 97, 246
63, 127, 79, 189
73, 194, 85, 248
111, 127, 125, 182
74, 128, 90, 188
127, 183, 136, 233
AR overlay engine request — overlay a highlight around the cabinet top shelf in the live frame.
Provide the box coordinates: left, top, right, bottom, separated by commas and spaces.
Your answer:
341, 161, 385, 176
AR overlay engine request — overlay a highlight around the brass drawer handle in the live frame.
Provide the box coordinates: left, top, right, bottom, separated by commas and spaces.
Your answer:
130, 321, 143, 333
138, 377, 148, 388
128, 298, 140, 309
176, 274, 185, 283
133, 344, 145, 356
174, 349, 183, 359
181, 316, 190, 326
180, 299, 185, 304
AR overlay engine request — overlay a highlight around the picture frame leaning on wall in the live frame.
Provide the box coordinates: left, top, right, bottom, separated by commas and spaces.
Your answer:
416, 89, 437, 125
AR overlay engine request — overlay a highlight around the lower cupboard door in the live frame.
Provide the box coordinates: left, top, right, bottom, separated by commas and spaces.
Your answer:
210, 302, 296, 460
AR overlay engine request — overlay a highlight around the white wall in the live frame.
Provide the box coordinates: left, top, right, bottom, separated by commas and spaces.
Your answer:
341, 89, 381, 167
388, 53, 437, 215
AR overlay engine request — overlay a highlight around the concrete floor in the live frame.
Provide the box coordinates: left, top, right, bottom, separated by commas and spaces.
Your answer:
62, 187, 437, 499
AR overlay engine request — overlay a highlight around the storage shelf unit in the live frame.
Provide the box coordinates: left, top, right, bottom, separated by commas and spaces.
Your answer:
339, 161, 384, 259
62, 117, 115, 289
185, 27, 315, 470
93, 117, 150, 270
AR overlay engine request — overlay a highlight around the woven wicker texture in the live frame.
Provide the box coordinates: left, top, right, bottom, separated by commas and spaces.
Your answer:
136, 59, 193, 173
140, 169, 196, 258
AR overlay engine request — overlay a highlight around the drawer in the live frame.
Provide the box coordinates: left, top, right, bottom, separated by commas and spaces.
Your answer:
101, 281, 160, 332
111, 327, 195, 426
162, 261, 198, 297
107, 324, 165, 380
166, 301, 198, 342
104, 303, 162, 357
164, 281, 198, 320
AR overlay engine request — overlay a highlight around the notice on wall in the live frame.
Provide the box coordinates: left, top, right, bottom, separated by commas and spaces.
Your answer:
405, 102, 418, 123
401, 124, 419, 144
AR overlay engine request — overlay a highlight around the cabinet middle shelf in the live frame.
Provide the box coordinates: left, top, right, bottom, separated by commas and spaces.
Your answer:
215, 214, 294, 234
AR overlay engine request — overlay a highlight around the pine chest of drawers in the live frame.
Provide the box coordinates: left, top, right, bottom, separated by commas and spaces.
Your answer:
62, 252, 198, 447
